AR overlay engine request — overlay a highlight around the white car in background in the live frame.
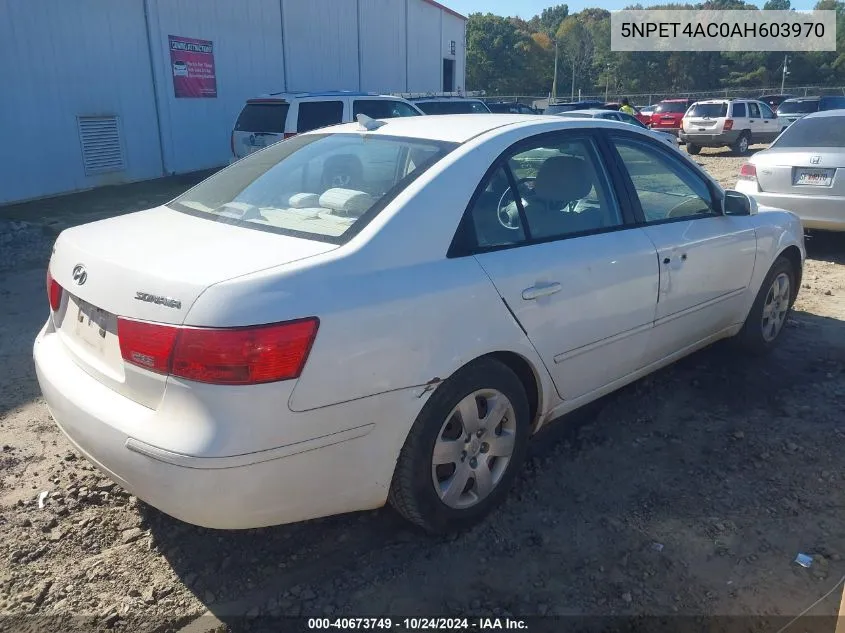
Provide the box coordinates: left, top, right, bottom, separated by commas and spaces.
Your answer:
553, 108, 680, 148
735, 109, 845, 232
680, 99, 788, 156
36, 115, 804, 534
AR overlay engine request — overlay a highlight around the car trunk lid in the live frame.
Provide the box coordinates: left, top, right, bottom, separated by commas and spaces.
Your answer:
48, 206, 336, 408
754, 149, 845, 196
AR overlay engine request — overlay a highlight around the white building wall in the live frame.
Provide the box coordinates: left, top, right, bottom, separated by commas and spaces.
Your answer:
441, 13, 466, 93
406, 0, 442, 92
146, 0, 286, 175
0, 0, 162, 204
358, 0, 407, 93
282, 0, 360, 93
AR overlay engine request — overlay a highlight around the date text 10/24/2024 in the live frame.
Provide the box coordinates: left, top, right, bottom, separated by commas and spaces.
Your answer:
307, 618, 529, 630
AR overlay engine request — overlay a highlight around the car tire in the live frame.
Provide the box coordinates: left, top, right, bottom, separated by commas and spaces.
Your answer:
735, 256, 795, 355
686, 143, 701, 155
732, 132, 751, 155
388, 357, 530, 534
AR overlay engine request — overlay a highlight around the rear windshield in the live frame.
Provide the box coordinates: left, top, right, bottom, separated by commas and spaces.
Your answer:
168, 134, 457, 244
235, 103, 290, 134
415, 100, 490, 115
772, 116, 845, 148
820, 96, 845, 110
688, 103, 728, 118
655, 101, 689, 114
777, 100, 819, 115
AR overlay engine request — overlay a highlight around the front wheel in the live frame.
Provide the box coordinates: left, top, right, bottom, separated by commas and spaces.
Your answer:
389, 358, 530, 534
686, 143, 701, 155
735, 256, 795, 354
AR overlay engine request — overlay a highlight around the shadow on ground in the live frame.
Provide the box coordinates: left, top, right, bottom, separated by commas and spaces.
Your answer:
141, 309, 845, 627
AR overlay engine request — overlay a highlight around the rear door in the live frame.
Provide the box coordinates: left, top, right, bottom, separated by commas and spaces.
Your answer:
461, 131, 660, 401
607, 132, 757, 362
232, 100, 290, 159
758, 102, 781, 141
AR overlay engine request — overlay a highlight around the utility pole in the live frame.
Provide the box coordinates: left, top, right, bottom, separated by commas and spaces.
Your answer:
781, 54, 790, 93
552, 40, 559, 101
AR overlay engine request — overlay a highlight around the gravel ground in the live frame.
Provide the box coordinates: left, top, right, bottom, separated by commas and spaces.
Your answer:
1, 153, 844, 632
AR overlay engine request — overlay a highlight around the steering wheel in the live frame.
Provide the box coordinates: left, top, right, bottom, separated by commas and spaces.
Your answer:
666, 197, 709, 219
497, 177, 535, 230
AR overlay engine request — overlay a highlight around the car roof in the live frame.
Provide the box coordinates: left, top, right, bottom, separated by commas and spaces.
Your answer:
250, 91, 403, 101
412, 97, 485, 102
310, 114, 635, 143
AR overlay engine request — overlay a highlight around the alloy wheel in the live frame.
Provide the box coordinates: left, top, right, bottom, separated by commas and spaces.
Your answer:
761, 272, 790, 342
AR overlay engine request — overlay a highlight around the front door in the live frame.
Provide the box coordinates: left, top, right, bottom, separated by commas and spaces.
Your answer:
459, 132, 660, 400
608, 134, 757, 362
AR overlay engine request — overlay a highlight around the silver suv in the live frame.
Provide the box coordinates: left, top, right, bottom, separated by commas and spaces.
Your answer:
680, 99, 788, 156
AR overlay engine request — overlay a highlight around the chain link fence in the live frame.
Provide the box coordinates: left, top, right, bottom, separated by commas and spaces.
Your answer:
486, 85, 845, 109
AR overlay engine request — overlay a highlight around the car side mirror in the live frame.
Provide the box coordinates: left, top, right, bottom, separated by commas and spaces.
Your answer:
723, 190, 756, 216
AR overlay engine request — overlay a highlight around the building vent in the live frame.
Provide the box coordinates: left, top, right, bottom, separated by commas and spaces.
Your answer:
77, 116, 126, 175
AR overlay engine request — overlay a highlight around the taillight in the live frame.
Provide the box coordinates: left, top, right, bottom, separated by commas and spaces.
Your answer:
723, 119, 734, 131
46, 269, 62, 311
117, 317, 319, 385
739, 163, 757, 181
117, 319, 179, 374
283, 132, 297, 140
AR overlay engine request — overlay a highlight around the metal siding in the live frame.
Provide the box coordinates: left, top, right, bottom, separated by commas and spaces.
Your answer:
147, 0, 286, 174
0, 0, 162, 204
441, 13, 466, 93
406, 0, 440, 92
282, 0, 359, 93
358, 0, 406, 93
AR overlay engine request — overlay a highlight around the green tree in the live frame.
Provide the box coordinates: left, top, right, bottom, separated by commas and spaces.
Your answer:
763, 0, 790, 9
556, 16, 595, 99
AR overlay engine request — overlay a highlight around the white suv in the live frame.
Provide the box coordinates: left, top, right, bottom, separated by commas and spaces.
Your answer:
230, 91, 422, 161
680, 99, 788, 156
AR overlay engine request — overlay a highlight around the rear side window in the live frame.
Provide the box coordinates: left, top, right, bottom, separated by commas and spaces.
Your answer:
731, 102, 747, 118
773, 116, 845, 148
353, 100, 419, 119
777, 100, 819, 115
297, 101, 344, 133
688, 103, 728, 118
235, 103, 290, 133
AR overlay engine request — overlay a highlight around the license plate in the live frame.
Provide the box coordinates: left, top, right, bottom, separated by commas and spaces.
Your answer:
795, 168, 833, 187
73, 298, 109, 355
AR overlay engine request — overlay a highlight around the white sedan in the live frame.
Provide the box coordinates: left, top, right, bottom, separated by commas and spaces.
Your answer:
35, 114, 805, 534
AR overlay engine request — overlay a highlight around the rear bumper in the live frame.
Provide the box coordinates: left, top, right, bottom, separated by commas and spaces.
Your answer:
34, 325, 423, 528
735, 182, 845, 231
679, 130, 740, 145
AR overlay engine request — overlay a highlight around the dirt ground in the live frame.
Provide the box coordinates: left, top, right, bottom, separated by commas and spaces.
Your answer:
1, 150, 844, 633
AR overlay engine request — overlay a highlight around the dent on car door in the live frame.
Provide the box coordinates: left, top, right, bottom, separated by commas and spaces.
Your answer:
609, 135, 757, 361
458, 132, 660, 401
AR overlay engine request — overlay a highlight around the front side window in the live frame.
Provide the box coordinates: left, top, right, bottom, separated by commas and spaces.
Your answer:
463, 136, 622, 251
759, 102, 776, 119
618, 112, 648, 129
748, 102, 761, 118
168, 134, 456, 243
297, 101, 344, 133
731, 102, 747, 118
612, 138, 716, 222
353, 100, 419, 119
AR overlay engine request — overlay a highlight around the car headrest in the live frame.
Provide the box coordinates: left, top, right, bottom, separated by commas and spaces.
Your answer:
318, 188, 374, 217
534, 155, 593, 203
288, 193, 320, 208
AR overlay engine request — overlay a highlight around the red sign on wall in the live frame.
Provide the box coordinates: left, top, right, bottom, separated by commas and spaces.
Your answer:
169, 35, 217, 98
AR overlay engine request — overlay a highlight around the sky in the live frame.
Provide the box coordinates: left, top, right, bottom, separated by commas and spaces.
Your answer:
443, 0, 818, 17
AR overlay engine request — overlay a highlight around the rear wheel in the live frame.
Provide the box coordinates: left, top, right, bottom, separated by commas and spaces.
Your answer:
732, 132, 750, 155
389, 358, 530, 534
686, 143, 701, 155
735, 256, 795, 354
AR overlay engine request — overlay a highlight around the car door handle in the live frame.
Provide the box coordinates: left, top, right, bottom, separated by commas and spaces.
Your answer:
522, 282, 562, 300
749, 119, 756, 123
